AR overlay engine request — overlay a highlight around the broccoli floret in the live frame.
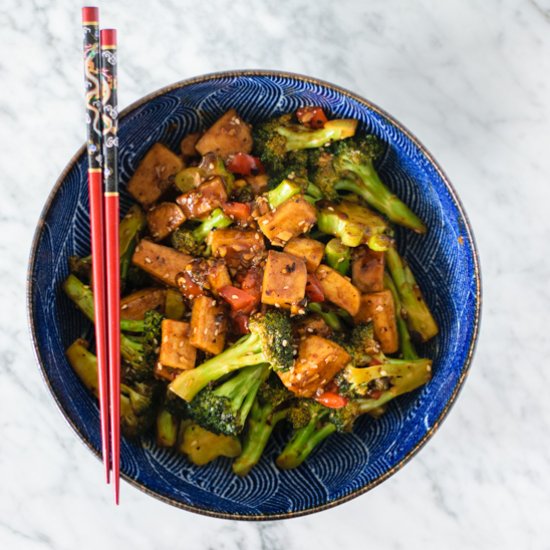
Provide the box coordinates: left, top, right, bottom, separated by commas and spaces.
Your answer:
120, 309, 164, 384
188, 364, 269, 436
339, 323, 380, 366
310, 137, 426, 233
254, 114, 357, 185
169, 310, 294, 403
232, 376, 294, 476
66, 339, 158, 439
317, 200, 394, 251
171, 208, 232, 256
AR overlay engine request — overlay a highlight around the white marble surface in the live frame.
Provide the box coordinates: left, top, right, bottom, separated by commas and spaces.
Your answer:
1, 0, 549, 547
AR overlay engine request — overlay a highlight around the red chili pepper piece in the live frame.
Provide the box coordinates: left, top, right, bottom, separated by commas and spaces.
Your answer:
226, 153, 265, 176
315, 392, 349, 409
296, 106, 328, 129
305, 273, 325, 302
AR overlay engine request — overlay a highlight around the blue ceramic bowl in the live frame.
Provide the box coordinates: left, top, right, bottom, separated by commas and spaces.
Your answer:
27, 71, 480, 519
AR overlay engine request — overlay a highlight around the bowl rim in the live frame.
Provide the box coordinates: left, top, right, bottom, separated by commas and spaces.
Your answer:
27, 69, 481, 520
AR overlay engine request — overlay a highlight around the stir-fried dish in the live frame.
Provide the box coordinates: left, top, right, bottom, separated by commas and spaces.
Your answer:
64, 106, 438, 474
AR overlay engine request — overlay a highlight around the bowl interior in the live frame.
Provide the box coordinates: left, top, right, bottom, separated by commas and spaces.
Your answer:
28, 72, 479, 519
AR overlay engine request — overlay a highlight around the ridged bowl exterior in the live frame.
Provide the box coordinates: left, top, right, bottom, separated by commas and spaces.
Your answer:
27, 71, 480, 519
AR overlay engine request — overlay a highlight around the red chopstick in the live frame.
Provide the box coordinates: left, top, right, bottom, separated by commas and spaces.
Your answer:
100, 27, 121, 504
82, 6, 111, 485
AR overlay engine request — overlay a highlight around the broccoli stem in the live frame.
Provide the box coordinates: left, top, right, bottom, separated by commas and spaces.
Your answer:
156, 407, 179, 448
276, 411, 336, 469
119, 205, 146, 286
192, 208, 232, 242
278, 119, 357, 151
214, 364, 269, 425
384, 272, 417, 360
267, 179, 301, 208
325, 238, 351, 274
63, 274, 149, 333
66, 338, 100, 396
307, 302, 345, 331
169, 333, 265, 402
334, 169, 426, 233
232, 403, 289, 476
385, 248, 438, 342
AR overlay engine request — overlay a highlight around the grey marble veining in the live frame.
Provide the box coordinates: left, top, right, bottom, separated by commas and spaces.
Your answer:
1, 0, 549, 548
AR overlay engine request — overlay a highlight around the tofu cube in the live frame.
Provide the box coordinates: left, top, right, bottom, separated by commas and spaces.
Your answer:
158, 320, 197, 377
146, 202, 186, 241
120, 288, 167, 320
354, 290, 398, 354
195, 109, 253, 158
189, 296, 227, 355
284, 238, 325, 272
261, 250, 307, 309
127, 143, 184, 207
315, 264, 361, 316
208, 228, 266, 268
352, 248, 385, 293
176, 176, 228, 219
278, 335, 351, 397
132, 240, 193, 287
257, 196, 317, 246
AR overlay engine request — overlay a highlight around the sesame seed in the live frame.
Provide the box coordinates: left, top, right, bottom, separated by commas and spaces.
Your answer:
144, 257, 152, 264
121, 304, 129, 310
426, 365, 432, 372
231, 294, 239, 300
282, 339, 288, 347
380, 370, 387, 376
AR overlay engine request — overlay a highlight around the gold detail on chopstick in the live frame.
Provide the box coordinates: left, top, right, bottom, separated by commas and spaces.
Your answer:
101, 45, 117, 50
88, 168, 102, 174
104, 192, 119, 197
82, 21, 99, 25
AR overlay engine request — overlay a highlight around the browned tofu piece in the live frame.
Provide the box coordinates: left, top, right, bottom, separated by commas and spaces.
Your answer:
159, 320, 197, 371
180, 132, 202, 157
352, 248, 385, 293
189, 296, 227, 355
176, 176, 228, 219
127, 143, 184, 207
257, 196, 317, 246
293, 314, 333, 339
261, 250, 307, 309
120, 288, 166, 320
132, 240, 193, 287
284, 238, 325, 272
316, 264, 361, 316
208, 228, 266, 269
146, 202, 186, 241
354, 290, 398, 354
206, 261, 232, 295
245, 173, 269, 194
195, 109, 253, 158
278, 335, 350, 398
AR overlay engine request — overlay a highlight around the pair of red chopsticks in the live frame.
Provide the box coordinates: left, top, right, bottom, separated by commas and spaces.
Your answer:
82, 6, 121, 503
